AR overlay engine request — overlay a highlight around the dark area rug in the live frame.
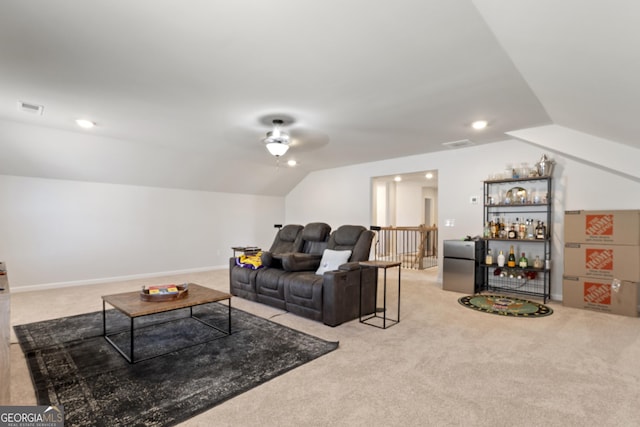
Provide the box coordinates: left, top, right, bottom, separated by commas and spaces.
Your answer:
458, 294, 553, 317
14, 304, 338, 426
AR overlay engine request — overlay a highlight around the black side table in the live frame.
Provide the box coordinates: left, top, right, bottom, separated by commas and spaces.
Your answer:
359, 260, 401, 329
231, 246, 261, 257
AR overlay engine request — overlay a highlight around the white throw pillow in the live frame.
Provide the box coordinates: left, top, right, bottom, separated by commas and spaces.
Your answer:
315, 249, 352, 275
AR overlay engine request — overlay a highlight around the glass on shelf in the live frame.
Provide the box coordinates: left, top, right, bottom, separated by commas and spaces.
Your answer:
531, 188, 540, 204
503, 190, 512, 204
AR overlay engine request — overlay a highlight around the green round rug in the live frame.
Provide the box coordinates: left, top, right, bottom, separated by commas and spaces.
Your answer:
458, 295, 553, 317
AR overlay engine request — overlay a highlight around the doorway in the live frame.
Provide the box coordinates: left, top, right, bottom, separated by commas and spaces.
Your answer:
370, 170, 438, 268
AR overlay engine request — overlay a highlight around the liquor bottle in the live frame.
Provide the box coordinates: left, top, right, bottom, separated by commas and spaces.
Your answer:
519, 252, 528, 268
484, 221, 491, 238
497, 250, 505, 267
533, 255, 543, 269
490, 220, 497, 238
485, 248, 493, 265
507, 245, 516, 267
527, 219, 535, 240
518, 219, 526, 239
535, 221, 546, 240
507, 224, 517, 239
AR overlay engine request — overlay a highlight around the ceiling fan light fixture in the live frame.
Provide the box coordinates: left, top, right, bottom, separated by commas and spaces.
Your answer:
264, 130, 290, 144
263, 119, 290, 157
265, 141, 290, 157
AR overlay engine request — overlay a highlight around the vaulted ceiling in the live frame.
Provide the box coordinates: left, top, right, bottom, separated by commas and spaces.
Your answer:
0, 1, 638, 196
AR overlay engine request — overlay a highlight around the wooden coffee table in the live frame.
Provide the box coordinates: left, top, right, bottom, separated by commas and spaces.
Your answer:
102, 283, 232, 363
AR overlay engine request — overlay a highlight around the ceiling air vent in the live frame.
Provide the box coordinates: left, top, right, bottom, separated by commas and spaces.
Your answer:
442, 139, 474, 149
17, 100, 44, 115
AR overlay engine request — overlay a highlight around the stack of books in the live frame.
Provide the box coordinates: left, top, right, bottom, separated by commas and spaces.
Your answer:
147, 284, 179, 295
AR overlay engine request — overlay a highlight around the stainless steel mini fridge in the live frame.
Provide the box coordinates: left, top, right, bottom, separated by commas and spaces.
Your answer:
443, 239, 485, 294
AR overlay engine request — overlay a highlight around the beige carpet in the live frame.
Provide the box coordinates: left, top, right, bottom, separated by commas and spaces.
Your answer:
10, 268, 640, 426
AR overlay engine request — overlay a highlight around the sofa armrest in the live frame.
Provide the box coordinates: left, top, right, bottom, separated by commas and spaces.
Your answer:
261, 251, 290, 269
260, 251, 274, 267
338, 261, 361, 272
281, 253, 322, 272
321, 266, 377, 327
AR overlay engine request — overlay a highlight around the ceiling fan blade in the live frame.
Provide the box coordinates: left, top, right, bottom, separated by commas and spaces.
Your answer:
288, 128, 330, 152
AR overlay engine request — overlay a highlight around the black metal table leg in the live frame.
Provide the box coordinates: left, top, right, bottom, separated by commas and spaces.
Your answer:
130, 317, 134, 363
383, 267, 387, 329
104, 295, 233, 364
397, 266, 401, 323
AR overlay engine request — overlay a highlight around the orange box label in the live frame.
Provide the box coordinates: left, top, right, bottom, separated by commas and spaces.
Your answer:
585, 214, 614, 236
585, 248, 613, 271
584, 282, 611, 305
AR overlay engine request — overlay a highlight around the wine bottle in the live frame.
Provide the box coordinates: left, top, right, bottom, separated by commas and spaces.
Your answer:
507, 245, 516, 267
518, 252, 528, 268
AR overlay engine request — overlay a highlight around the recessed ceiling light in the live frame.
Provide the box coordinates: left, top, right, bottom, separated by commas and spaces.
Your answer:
76, 119, 95, 129
394, 176, 402, 182
472, 120, 488, 130
425, 172, 433, 179
287, 160, 297, 167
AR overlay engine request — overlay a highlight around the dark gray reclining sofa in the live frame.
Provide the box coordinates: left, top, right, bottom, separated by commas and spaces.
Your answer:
229, 223, 377, 327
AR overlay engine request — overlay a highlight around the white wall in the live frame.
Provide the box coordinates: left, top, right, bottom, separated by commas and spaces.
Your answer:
0, 175, 284, 290
395, 182, 424, 226
285, 138, 640, 300
3, 133, 638, 300
422, 186, 438, 227
373, 182, 387, 226
285, 164, 373, 229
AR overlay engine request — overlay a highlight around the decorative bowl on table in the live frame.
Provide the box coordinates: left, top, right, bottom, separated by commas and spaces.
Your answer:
140, 283, 189, 302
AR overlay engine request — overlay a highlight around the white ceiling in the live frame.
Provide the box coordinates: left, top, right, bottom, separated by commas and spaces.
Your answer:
0, 1, 637, 196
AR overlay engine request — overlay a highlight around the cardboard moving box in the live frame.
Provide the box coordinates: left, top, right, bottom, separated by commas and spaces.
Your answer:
564, 210, 640, 245
564, 243, 640, 281
563, 276, 639, 317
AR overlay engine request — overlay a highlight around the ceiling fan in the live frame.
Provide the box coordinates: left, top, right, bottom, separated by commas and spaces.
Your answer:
223, 114, 330, 161
256, 114, 330, 160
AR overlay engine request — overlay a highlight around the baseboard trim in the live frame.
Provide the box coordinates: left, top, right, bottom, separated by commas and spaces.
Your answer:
10, 265, 228, 293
